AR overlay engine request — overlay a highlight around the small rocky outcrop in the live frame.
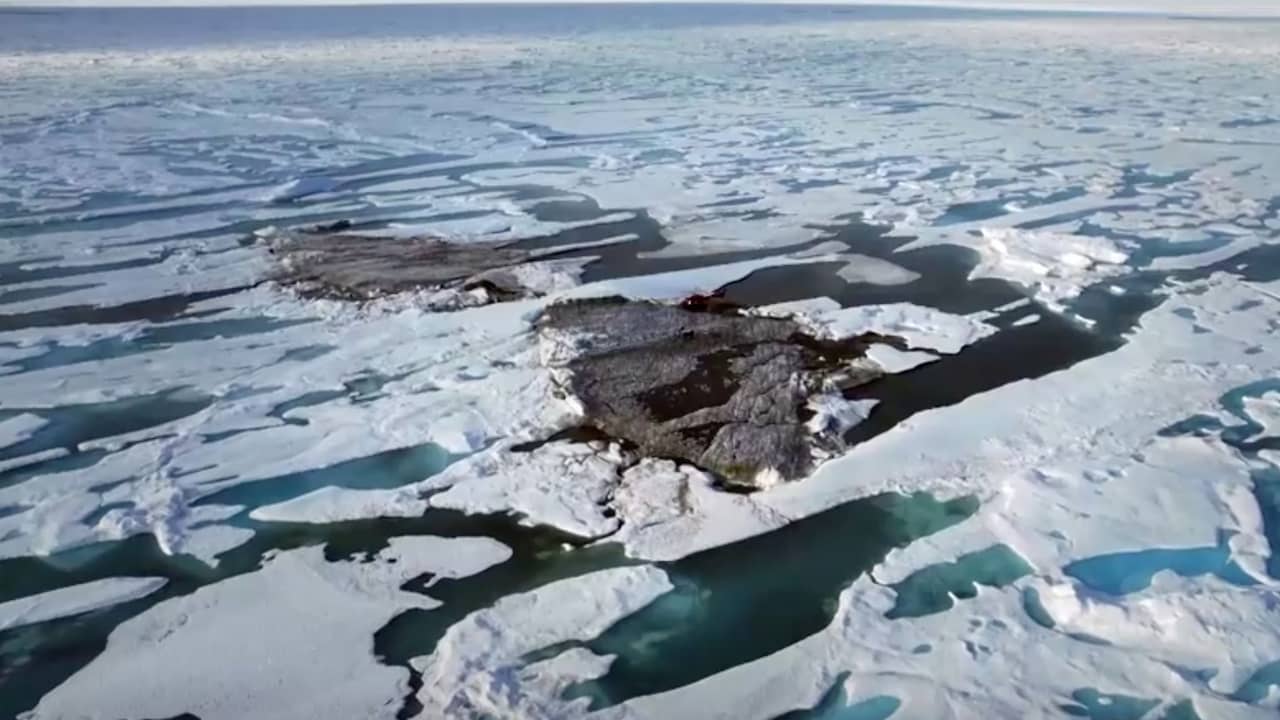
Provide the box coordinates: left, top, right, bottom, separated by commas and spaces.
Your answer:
538, 295, 892, 490
263, 226, 575, 307
265, 223, 901, 490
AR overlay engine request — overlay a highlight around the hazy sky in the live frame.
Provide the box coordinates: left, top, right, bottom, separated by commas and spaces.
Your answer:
2, 0, 1277, 14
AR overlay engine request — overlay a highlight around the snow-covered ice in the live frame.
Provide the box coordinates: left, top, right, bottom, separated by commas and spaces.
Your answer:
249, 485, 428, 524
805, 394, 880, 437
0, 577, 167, 632
798, 301, 998, 355
965, 227, 1131, 311
413, 566, 673, 718
865, 344, 939, 373
428, 440, 631, 539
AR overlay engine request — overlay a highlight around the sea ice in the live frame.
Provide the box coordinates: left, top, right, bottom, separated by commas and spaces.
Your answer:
834, 255, 922, 286
0, 413, 47, 451
865, 344, 939, 373
805, 394, 880, 438
797, 302, 997, 355
966, 227, 1130, 311
250, 485, 428, 524
266, 176, 340, 203
0, 577, 167, 632
429, 440, 631, 539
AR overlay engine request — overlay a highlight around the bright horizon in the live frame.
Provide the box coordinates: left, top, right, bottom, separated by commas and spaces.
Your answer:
2, 0, 1279, 16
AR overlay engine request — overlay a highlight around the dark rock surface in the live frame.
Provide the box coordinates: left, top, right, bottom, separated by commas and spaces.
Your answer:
266, 230, 539, 302
265, 225, 905, 488
539, 297, 891, 489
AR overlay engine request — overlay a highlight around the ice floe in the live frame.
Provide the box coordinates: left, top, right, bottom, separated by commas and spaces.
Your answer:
865, 344, 939, 373
250, 485, 427, 524
966, 227, 1131, 312
429, 440, 631, 539
413, 566, 672, 718
0, 577, 167, 632
795, 301, 998, 355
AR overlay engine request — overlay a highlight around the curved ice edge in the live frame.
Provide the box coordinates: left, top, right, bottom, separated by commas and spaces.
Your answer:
0, 576, 167, 632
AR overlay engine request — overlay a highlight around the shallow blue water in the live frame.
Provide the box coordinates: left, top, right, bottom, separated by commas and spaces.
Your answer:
775, 673, 901, 720
560, 493, 979, 708
1063, 542, 1256, 596
0, 388, 212, 464
193, 441, 455, 517
886, 543, 1032, 618
1059, 688, 1158, 720
1021, 587, 1056, 629
1229, 659, 1280, 704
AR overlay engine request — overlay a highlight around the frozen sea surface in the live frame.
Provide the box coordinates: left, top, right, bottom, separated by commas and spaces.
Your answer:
2, 4, 1280, 719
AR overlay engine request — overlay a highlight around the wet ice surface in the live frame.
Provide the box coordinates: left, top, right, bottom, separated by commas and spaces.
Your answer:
2, 4, 1280, 719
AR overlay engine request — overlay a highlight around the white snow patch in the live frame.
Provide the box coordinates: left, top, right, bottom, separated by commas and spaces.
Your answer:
251, 485, 428, 524
561, 254, 846, 304
835, 255, 922, 286
0, 448, 67, 475
610, 459, 790, 562
806, 393, 879, 436
799, 302, 998, 354
969, 227, 1130, 311
751, 296, 843, 319
429, 440, 629, 539
0, 289, 581, 561
866, 344, 939, 373
0, 413, 45, 450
